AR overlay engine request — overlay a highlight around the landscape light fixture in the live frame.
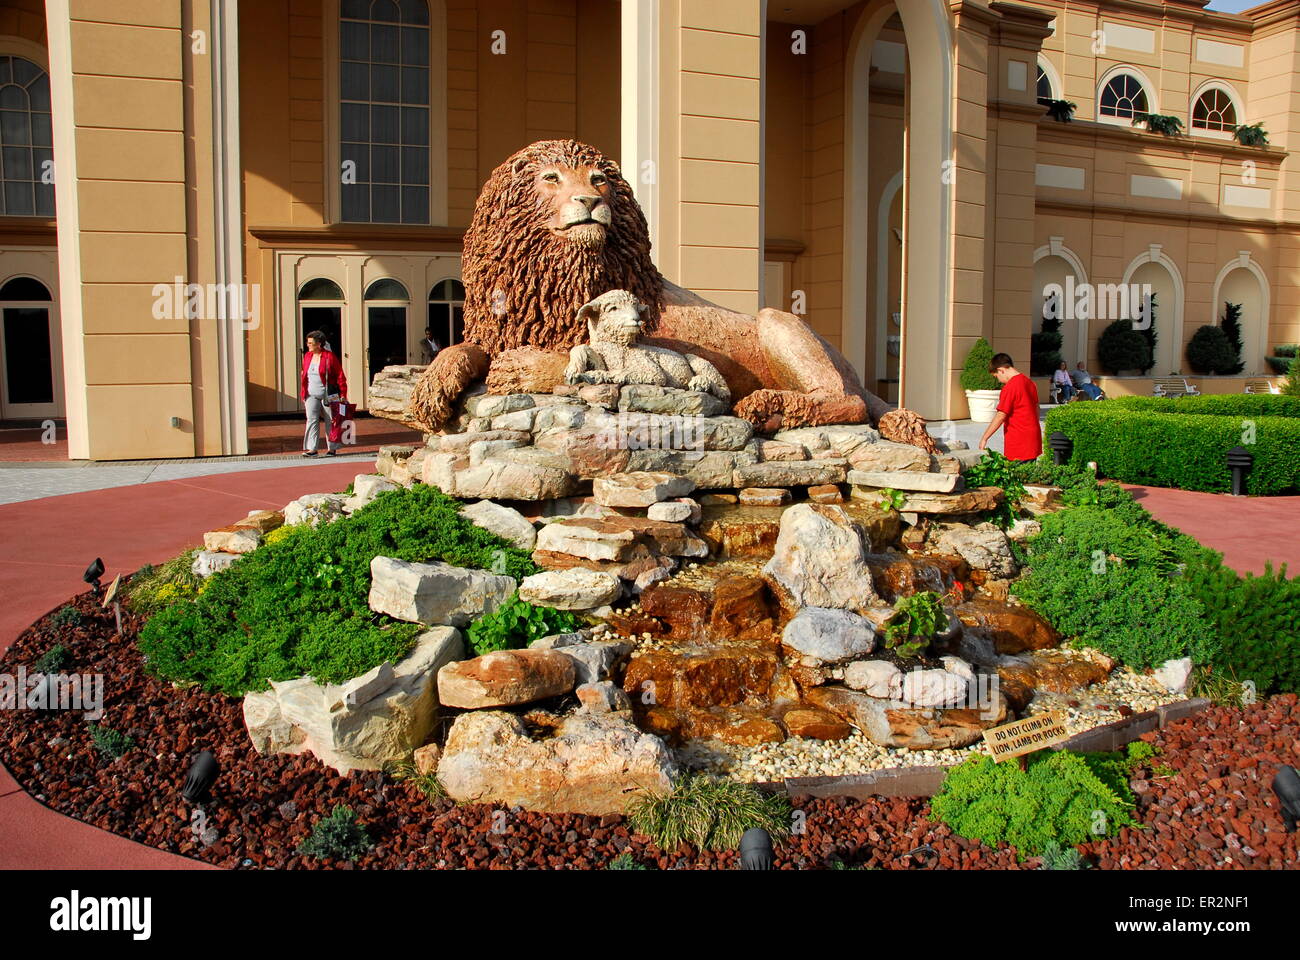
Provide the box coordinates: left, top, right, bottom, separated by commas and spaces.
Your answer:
1272, 764, 1300, 833
82, 557, 105, 593
1047, 432, 1073, 467
182, 750, 220, 804
738, 827, 774, 870
1225, 446, 1254, 497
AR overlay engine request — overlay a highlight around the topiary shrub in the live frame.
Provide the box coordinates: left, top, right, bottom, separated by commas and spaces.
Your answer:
1185, 324, 1236, 375
1220, 302, 1246, 374
929, 751, 1138, 859
1096, 319, 1151, 374
960, 337, 999, 392
1031, 310, 1063, 377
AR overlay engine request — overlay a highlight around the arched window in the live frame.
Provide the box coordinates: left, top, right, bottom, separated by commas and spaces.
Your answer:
339, 0, 431, 224
1191, 87, 1238, 133
1036, 64, 1053, 105
0, 56, 54, 217
427, 278, 464, 349
297, 278, 345, 358
1099, 72, 1149, 121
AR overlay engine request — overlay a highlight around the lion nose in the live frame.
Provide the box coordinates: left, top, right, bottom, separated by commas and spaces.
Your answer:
572, 195, 600, 211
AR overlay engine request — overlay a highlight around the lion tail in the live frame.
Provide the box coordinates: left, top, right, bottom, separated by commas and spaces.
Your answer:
409, 343, 490, 431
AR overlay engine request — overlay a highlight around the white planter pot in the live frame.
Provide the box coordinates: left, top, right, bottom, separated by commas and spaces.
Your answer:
964, 389, 1001, 423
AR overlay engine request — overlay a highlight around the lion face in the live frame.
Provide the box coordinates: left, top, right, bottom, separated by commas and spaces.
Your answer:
535, 162, 614, 248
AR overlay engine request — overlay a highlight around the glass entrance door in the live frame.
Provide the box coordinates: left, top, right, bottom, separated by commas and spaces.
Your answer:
0, 277, 59, 420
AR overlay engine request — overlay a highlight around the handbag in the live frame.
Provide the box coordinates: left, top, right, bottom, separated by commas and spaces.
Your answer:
327, 398, 356, 444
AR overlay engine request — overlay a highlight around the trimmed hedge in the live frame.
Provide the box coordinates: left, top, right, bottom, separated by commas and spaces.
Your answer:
1045, 395, 1300, 494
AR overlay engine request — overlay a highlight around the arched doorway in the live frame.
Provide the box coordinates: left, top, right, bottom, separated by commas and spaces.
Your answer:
364, 277, 411, 386
1123, 248, 1183, 376
1212, 255, 1269, 375
0, 275, 60, 420
844, 0, 953, 418
427, 278, 464, 352
297, 278, 346, 373
1032, 241, 1089, 368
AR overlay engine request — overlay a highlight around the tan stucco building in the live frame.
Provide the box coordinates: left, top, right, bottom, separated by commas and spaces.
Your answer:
1, 0, 1298, 460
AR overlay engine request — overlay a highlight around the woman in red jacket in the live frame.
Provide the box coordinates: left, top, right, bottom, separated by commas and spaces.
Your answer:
300, 331, 348, 456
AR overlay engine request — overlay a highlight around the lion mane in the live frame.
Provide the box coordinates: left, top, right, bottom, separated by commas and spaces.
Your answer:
460, 139, 665, 354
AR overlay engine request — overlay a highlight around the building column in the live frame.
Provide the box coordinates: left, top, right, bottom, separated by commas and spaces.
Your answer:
622, 0, 764, 314
46, 0, 246, 461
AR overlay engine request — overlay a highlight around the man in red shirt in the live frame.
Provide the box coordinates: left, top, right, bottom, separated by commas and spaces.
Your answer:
978, 352, 1042, 461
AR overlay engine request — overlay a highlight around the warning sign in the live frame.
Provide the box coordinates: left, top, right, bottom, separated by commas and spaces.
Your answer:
983, 711, 1070, 762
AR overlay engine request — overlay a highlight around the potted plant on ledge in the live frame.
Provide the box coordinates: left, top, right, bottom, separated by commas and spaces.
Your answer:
961, 337, 1002, 423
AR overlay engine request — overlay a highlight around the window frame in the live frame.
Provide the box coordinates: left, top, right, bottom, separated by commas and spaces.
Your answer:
1036, 56, 1061, 107
1095, 66, 1157, 127
0, 52, 55, 218
323, 0, 448, 227
1189, 80, 1243, 141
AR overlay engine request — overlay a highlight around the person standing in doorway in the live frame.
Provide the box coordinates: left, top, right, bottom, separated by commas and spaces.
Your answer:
979, 352, 1042, 461
301, 330, 348, 457
420, 327, 441, 364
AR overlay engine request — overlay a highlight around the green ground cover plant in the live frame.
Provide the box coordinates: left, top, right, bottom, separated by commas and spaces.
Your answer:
884, 591, 946, 658
138, 485, 539, 695
1044, 395, 1300, 494
929, 750, 1138, 859
297, 805, 372, 861
89, 724, 134, 759
127, 550, 204, 617
473, 593, 581, 656
1007, 456, 1300, 693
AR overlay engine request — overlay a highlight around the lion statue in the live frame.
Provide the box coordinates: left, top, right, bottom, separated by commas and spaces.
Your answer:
408, 138, 907, 436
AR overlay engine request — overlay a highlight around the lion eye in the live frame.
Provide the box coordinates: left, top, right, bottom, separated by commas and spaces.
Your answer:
590, 173, 606, 185
541, 171, 560, 183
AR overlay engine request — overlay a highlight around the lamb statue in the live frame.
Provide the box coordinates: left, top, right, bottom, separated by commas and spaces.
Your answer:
564, 289, 730, 403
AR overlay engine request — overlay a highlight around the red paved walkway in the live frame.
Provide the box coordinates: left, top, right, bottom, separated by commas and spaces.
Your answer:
1125, 484, 1300, 577
0, 461, 359, 869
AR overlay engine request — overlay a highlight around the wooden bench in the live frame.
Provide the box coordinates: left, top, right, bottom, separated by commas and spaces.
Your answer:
1152, 377, 1201, 398
1244, 379, 1280, 395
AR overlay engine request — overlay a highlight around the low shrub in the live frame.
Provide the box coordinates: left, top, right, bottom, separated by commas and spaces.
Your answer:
138, 485, 537, 696
929, 751, 1137, 859
297, 805, 372, 862
89, 724, 134, 759
33, 644, 70, 674
1044, 398, 1300, 495
471, 593, 581, 657
1038, 840, 1087, 870
1284, 355, 1300, 398
626, 775, 791, 852
606, 852, 649, 870
384, 757, 446, 803
127, 550, 203, 617
1190, 560, 1300, 696
49, 606, 83, 629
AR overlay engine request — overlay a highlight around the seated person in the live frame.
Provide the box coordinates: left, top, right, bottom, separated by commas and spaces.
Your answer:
1071, 362, 1103, 400
1052, 362, 1076, 402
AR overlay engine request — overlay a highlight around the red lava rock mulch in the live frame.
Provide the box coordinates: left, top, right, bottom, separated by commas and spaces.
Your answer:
0, 589, 1296, 870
